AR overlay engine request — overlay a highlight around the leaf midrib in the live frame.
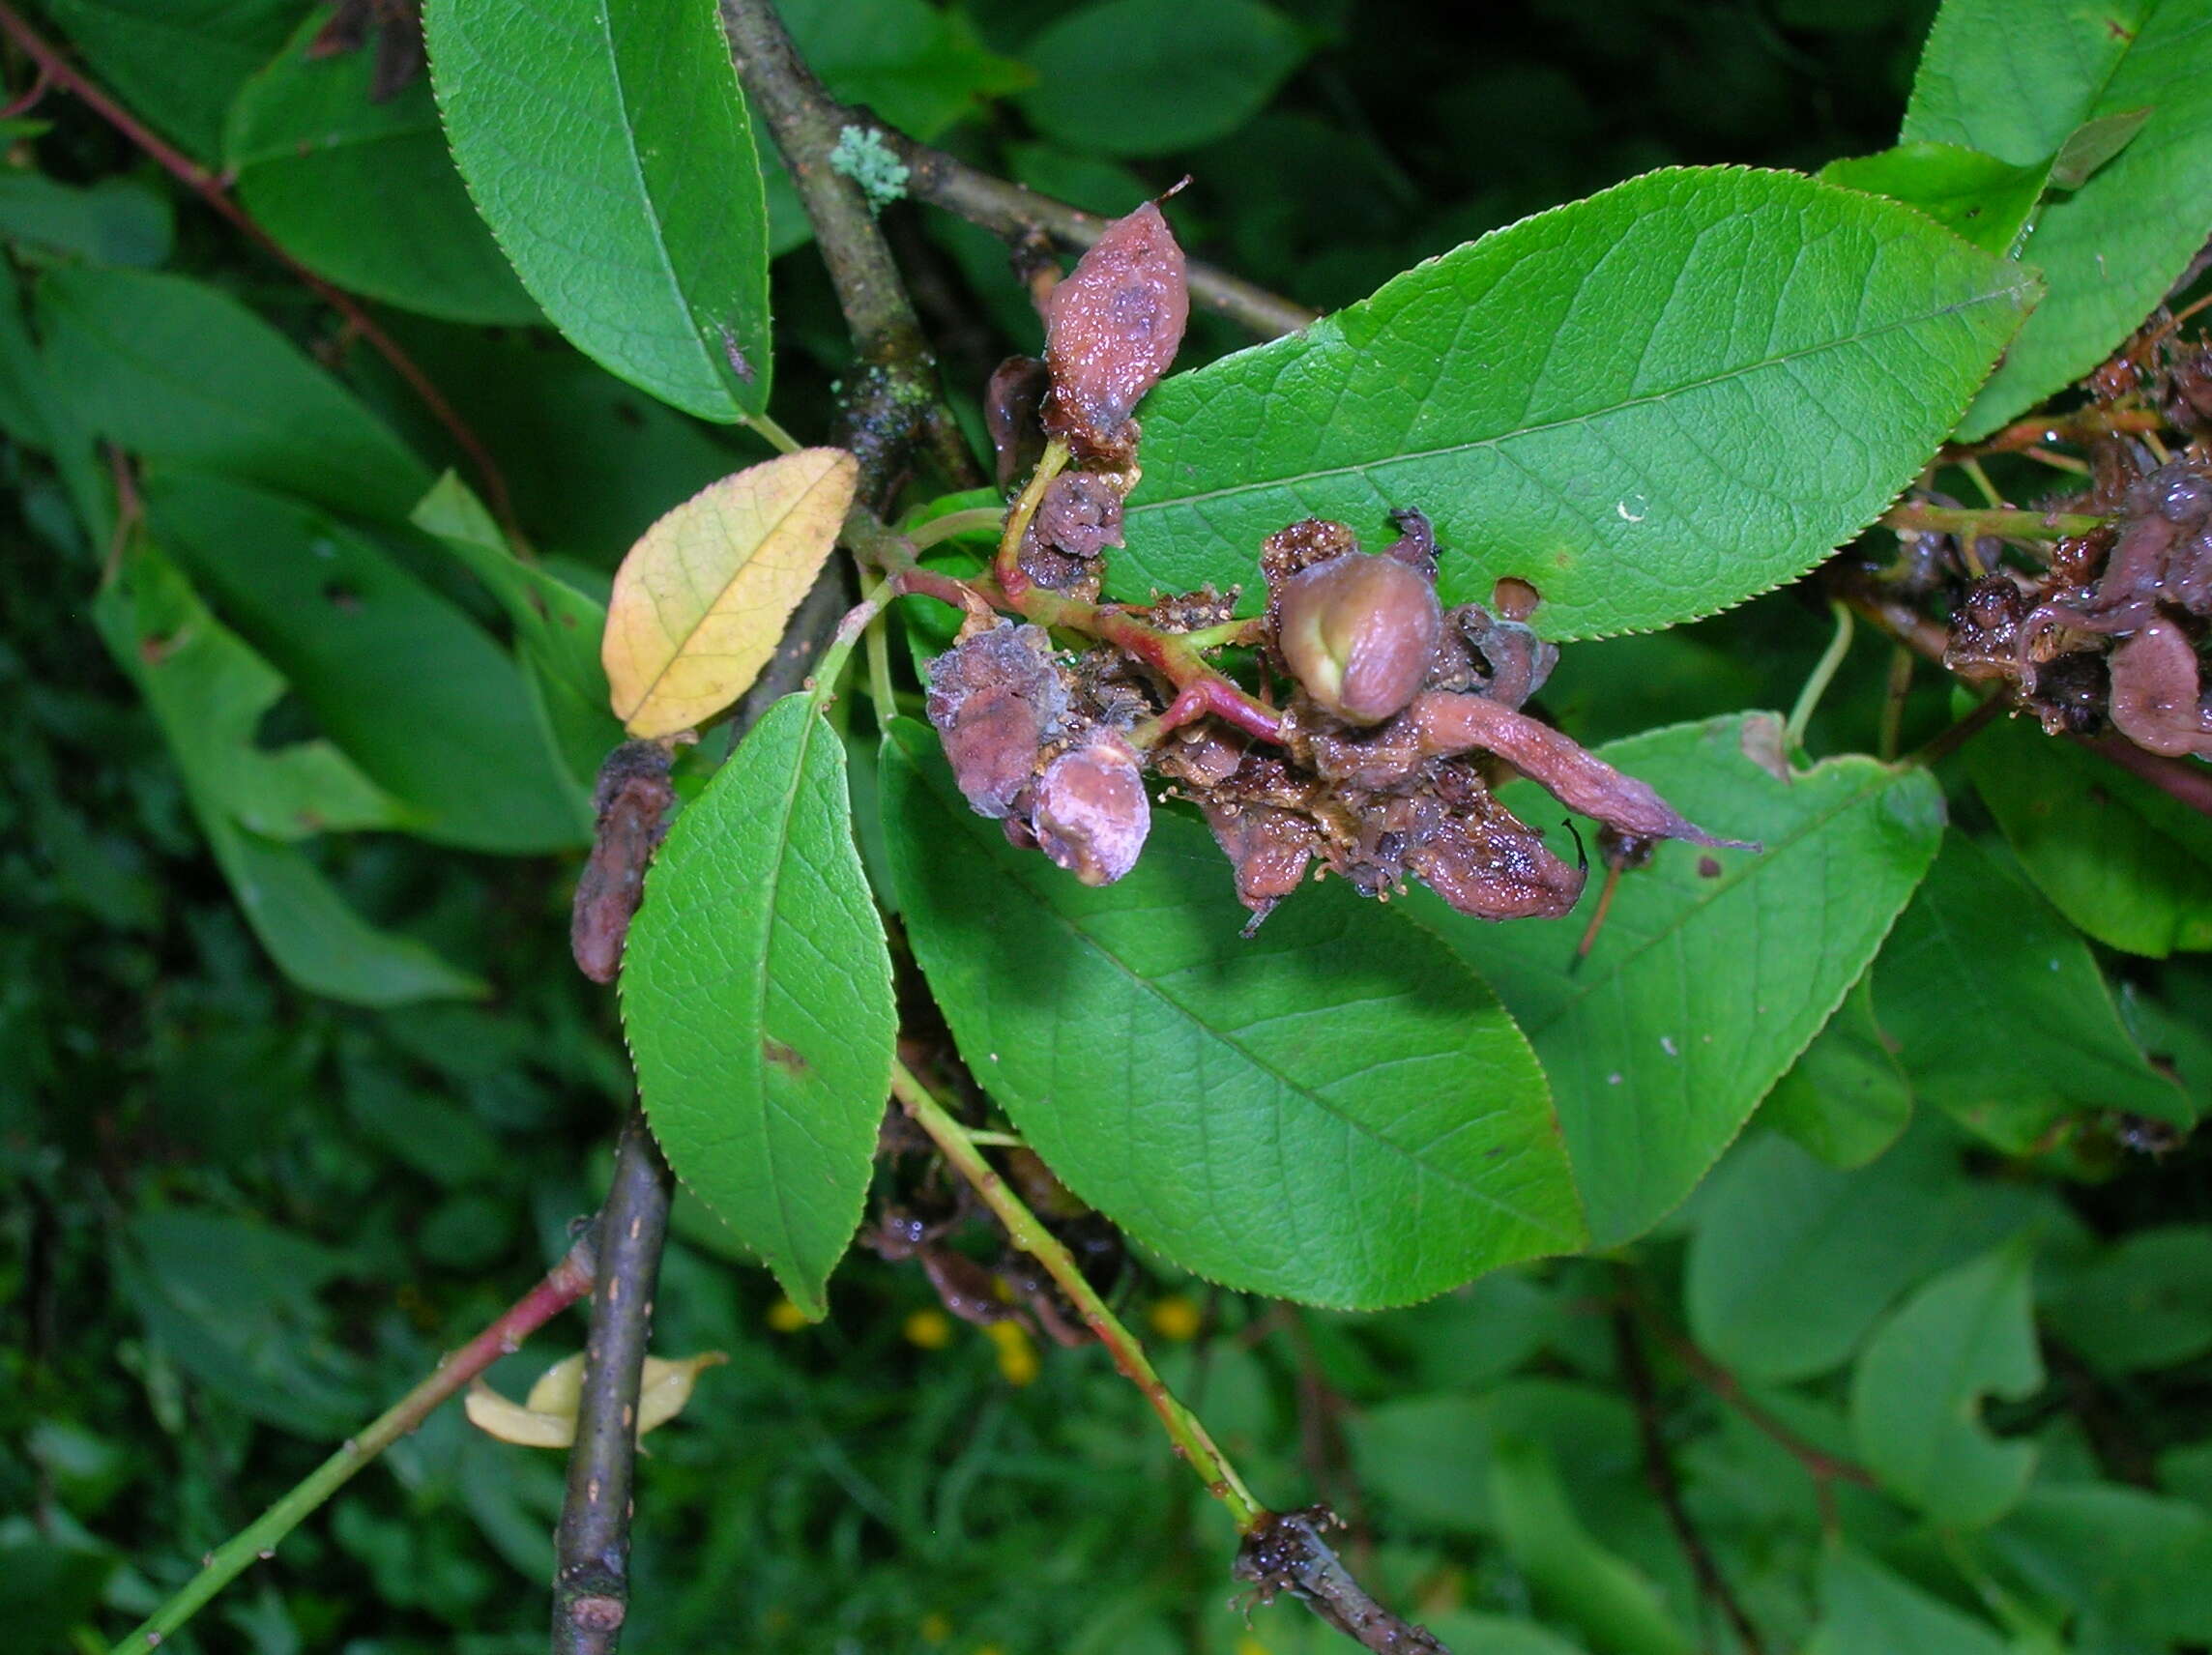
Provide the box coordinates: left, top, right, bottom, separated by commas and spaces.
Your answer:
622, 464, 845, 721
1133, 274, 2033, 516
750, 701, 821, 1281
958, 795, 1571, 1236
592, 0, 719, 399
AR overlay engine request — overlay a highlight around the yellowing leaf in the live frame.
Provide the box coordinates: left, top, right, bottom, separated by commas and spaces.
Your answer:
601, 449, 859, 738
465, 1350, 728, 1448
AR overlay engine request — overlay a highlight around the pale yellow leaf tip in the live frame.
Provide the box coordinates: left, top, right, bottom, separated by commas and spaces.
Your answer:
465, 1350, 730, 1448
602, 448, 859, 739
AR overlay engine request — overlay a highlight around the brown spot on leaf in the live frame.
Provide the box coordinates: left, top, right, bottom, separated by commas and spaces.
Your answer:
763, 1037, 811, 1076
1738, 712, 1790, 782
1698, 855, 1722, 878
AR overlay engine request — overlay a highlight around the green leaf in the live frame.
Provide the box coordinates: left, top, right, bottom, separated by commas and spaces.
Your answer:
38, 0, 300, 159
2043, 1225, 2212, 1375
883, 720, 1581, 1310
226, 16, 540, 326
122, 1209, 373, 1437
37, 266, 432, 523
425, 0, 772, 420
0, 171, 172, 266
93, 541, 484, 1006
1488, 1437, 1697, 1655
1017, 0, 1307, 158
2120, 970, 2212, 1125
623, 694, 897, 1318
210, 819, 489, 1006
1849, 1242, 2042, 1527
1760, 971, 1914, 1169
91, 538, 412, 840
412, 473, 622, 795
144, 468, 590, 854
2049, 106, 2156, 190
1350, 1380, 1642, 1539
1686, 1133, 1972, 1382
1808, 1545, 2010, 1655
781, 0, 1031, 139
1871, 831, 2186, 1151
369, 315, 758, 564
1904, 0, 2212, 436
1978, 1483, 2212, 1647
1819, 141, 2047, 256
1118, 167, 2038, 641
1965, 710, 2212, 958
1417, 712, 1946, 1245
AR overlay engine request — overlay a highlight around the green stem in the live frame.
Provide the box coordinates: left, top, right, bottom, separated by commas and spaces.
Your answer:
110, 1241, 597, 1655
865, 606, 897, 721
994, 439, 1070, 595
743, 410, 804, 455
809, 579, 889, 712
1882, 504, 2104, 541
1957, 455, 2003, 509
908, 506, 1005, 552
888, 1061, 1264, 1532
1785, 600, 1853, 752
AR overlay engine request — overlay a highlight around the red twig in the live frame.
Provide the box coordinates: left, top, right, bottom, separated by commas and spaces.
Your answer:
0, 0, 525, 546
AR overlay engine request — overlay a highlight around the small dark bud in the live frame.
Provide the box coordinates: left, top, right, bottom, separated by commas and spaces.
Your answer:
2028, 650, 2110, 737
1597, 825, 1658, 873
926, 624, 1069, 818
1277, 551, 1443, 724
1032, 738, 1150, 886
1042, 202, 1189, 461
1943, 574, 2026, 683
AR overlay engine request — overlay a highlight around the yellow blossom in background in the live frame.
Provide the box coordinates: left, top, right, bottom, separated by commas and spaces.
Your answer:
1149, 1293, 1203, 1341
984, 1319, 1038, 1385
904, 1307, 954, 1350
766, 1297, 808, 1333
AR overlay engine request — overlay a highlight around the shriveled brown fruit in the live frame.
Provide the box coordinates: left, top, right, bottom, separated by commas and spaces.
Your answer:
1410, 692, 1758, 852
1404, 793, 1588, 921
1277, 551, 1443, 725
1032, 739, 1151, 886
1203, 800, 1319, 919
1020, 471, 1126, 595
925, 624, 1070, 819
1042, 202, 1189, 461
2108, 617, 2212, 756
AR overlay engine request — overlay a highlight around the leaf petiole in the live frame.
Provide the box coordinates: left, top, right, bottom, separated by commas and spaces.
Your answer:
888, 1059, 1264, 1532
1785, 600, 1854, 753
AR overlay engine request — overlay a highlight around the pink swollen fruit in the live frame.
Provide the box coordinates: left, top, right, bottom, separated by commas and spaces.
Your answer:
1276, 552, 1443, 724
1043, 202, 1188, 458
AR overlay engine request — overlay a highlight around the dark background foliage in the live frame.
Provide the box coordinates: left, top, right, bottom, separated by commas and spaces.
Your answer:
10, 1, 2212, 1653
